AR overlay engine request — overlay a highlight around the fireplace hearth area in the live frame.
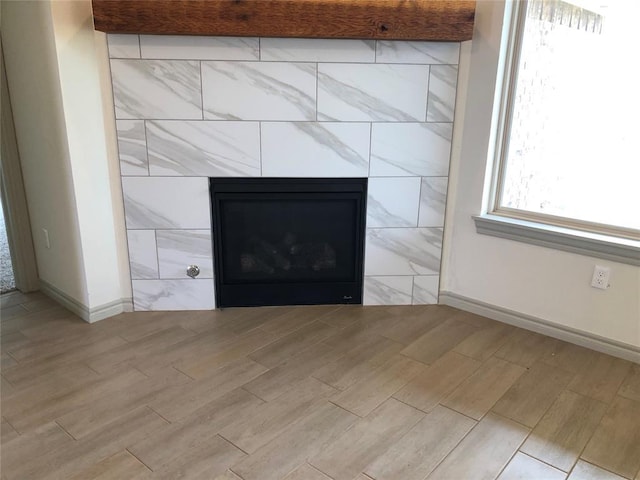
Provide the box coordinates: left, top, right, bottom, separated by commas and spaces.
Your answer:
111, 34, 460, 311
210, 178, 367, 307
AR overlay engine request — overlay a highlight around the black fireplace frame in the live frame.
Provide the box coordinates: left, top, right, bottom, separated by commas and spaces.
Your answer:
209, 177, 367, 308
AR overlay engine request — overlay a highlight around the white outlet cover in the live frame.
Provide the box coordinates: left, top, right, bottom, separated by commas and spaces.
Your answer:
591, 265, 611, 290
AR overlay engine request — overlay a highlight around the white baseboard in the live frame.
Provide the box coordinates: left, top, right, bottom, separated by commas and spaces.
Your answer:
439, 291, 640, 364
39, 279, 132, 323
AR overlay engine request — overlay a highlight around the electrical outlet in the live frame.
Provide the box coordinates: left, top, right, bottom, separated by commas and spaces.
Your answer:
42, 228, 50, 249
591, 265, 610, 290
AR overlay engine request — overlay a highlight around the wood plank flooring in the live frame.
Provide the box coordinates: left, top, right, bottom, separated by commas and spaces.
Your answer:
1, 290, 639, 480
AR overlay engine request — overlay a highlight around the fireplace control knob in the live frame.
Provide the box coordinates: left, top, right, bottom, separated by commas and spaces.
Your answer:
186, 265, 200, 278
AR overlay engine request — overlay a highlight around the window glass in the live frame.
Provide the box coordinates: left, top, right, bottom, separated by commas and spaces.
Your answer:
498, 0, 640, 233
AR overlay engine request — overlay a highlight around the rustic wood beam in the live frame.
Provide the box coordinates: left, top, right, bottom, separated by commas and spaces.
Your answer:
92, 0, 475, 42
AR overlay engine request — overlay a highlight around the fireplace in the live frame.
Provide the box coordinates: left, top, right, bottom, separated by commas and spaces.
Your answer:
109, 34, 458, 310
210, 178, 367, 307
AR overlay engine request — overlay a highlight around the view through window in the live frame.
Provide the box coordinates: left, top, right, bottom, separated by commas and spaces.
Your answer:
497, 0, 640, 236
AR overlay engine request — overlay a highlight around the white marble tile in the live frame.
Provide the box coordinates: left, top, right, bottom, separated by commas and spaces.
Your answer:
412, 275, 439, 305
367, 177, 421, 228
140, 35, 259, 60
376, 41, 460, 64
107, 34, 140, 59
202, 61, 316, 120
419, 177, 449, 227
116, 120, 148, 176
370, 123, 452, 176
127, 230, 159, 280
364, 276, 413, 306
261, 122, 370, 177
110, 59, 202, 119
365, 228, 443, 276
427, 65, 458, 122
318, 63, 429, 121
122, 177, 210, 229
146, 121, 260, 176
261, 38, 375, 63
132, 279, 215, 311
157, 230, 213, 279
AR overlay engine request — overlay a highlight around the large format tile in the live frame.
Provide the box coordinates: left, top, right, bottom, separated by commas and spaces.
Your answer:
520, 390, 608, 472
331, 355, 425, 417
282, 464, 332, 480
1, 422, 75, 475
441, 356, 526, 420
365, 228, 443, 276
261, 122, 370, 177
376, 41, 460, 64
318, 63, 429, 121
400, 318, 479, 365
146, 121, 261, 176
122, 177, 210, 229
393, 351, 480, 412
156, 230, 213, 279
452, 322, 514, 361
310, 399, 424, 480
126, 230, 159, 279
494, 329, 557, 368
261, 38, 375, 63
497, 452, 567, 480
202, 61, 317, 120
242, 342, 338, 401
132, 279, 215, 310
581, 395, 640, 478
107, 34, 140, 59
129, 388, 263, 470
151, 434, 245, 480
248, 321, 338, 368
232, 402, 358, 480
220, 377, 335, 454
619, 364, 640, 401
312, 334, 404, 391
150, 358, 268, 422
419, 177, 448, 227
492, 361, 574, 428
140, 35, 259, 60
412, 275, 440, 304
567, 352, 631, 404
366, 405, 475, 480
116, 120, 148, 175
426, 412, 529, 480
68, 450, 151, 480
363, 276, 413, 306
367, 177, 421, 228
110, 59, 202, 119
568, 461, 627, 480
427, 65, 458, 122
370, 123, 452, 176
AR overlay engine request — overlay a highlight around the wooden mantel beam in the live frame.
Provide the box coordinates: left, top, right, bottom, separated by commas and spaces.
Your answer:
92, 0, 475, 42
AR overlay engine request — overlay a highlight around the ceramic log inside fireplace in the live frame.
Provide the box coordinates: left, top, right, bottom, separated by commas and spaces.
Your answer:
209, 178, 367, 308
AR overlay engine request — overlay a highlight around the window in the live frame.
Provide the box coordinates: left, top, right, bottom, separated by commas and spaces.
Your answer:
477, 0, 640, 263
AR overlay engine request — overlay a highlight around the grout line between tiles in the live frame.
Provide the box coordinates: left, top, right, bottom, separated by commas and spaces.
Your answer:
125, 447, 155, 472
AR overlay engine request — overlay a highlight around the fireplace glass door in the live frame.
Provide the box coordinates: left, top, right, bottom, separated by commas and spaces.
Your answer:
210, 178, 367, 308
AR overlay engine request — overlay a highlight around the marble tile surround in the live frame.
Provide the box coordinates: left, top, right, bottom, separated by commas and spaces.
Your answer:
108, 35, 460, 310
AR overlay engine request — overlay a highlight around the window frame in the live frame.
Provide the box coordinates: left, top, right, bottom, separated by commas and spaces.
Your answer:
474, 0, 640, 265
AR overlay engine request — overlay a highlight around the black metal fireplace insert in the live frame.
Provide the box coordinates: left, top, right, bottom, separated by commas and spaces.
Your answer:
209, 178, 367, 308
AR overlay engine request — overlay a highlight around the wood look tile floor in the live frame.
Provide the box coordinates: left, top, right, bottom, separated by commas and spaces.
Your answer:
1, 291, 640, 480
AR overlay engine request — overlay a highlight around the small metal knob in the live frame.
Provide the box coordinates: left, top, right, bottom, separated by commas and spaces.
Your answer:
186, 265, 200, 278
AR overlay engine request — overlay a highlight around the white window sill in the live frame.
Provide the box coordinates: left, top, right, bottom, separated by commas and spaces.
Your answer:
473, 214, 640, 266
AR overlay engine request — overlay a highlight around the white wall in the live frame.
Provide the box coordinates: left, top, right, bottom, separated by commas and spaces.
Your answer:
50, 0, 131, 311
1, 0, 88, 304
1, 0, 131, 319
442, 1, 640, 349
